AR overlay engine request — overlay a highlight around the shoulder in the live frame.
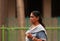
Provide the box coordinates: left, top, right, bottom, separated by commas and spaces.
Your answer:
36, 24, 46, 31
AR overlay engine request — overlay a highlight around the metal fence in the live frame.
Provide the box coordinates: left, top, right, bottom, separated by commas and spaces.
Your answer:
0, 17, 60, 41
0, 25, 60, 41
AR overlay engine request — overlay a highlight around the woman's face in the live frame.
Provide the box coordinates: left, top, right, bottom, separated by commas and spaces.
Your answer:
30, 13, 39, 24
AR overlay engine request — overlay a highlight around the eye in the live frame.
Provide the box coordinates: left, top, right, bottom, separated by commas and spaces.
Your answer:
30, 16, 34, 18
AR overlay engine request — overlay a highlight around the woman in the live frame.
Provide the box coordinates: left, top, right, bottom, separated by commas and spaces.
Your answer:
26, 11, 47, 41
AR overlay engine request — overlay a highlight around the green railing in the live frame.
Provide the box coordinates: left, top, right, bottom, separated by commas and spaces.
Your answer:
0, 25, 60, 41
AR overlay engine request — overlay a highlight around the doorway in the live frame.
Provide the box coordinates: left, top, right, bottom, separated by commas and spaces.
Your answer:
24, 0, 43, 17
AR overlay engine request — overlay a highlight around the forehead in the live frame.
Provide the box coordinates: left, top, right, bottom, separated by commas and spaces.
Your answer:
30, 13, 34, 16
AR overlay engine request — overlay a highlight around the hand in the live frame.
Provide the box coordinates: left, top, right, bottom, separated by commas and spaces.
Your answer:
32, 37, 42, 41
26, 33, 33, 39
26, 33, 42, 41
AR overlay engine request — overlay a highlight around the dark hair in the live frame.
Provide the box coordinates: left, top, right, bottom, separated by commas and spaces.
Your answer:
31, 11, 45, 27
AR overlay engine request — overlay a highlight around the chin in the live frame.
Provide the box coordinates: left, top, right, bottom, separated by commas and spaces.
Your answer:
30, 21, 35, 24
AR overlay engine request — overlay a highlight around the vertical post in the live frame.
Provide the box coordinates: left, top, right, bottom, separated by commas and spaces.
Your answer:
16, 0, 25, 41
0, 0, 2, 41
2, 25, 4, 41
0, 0, 2, 26
43, 0, 51, 26
43, 0, 57, 41
43, 0, 52, 41
8, 30, 10, 41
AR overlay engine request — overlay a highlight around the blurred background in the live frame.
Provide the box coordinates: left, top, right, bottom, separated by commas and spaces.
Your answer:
0, 0, 60, 41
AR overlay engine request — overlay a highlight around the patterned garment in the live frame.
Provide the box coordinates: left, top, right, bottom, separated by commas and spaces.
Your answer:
25, 24, 47, 41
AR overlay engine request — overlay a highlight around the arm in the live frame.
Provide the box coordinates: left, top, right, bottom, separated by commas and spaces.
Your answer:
26, 33, 42, 41
32, 37, 42, 41
26, 31, 47, 41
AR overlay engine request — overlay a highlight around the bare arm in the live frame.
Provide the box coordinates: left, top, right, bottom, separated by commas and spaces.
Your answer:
26, 31, 47, 41
32, 37, 46, 41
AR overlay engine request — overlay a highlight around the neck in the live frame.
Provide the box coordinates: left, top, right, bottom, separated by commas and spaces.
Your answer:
33, 22, 40, 26
30, 22, 40, 29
